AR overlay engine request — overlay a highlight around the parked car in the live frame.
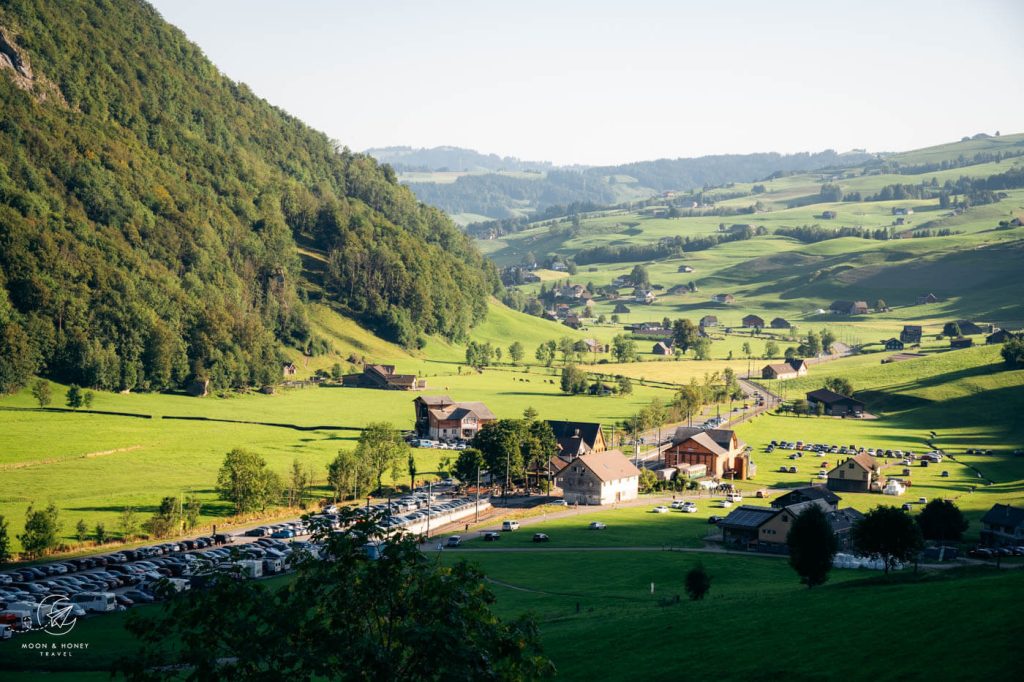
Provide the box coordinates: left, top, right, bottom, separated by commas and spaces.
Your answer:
680, 502, 698, 513
707, 515, 724, 524
549, 499, 568, 507
483, 532, 501, 542
532, 533, 550, 543
588, 522, 606, 530
501, 520, 520, 531
652, 506, 670, 514
725, 493, 743, 503
445, 536, 462, 548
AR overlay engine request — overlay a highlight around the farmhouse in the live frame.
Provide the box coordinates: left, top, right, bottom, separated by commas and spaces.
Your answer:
700, 315, 718, 328
916, 293, 940, 305
830, 300, 869, 315
821, 210, 837, 219
806, 388, 865, 417
761, 359, 809, 380
664, 427, 753, 479
770, 317, 791, 329
949, 337, 973, 349
341, 364, 426, 390
413, 396, 495, 440
827, 452, 885, 493
771, 486, 840, 511
883, 338, 905, 351
712, 293, 735, 304
634, 289, 656, 304
546, 420, 607, 458
720, 492, 864, 553
900, 325, 923, 344
563, 315, 583, 330
980, 504, 1024, 548
950, 320, 984, 335
282, 362, 298, 377
555, 449, 640, 505
583, 338, 606, 354
742, 314, 765, 328
652, 341, 674, 356
678, 265, 694, 273
986, 329, 1017, 344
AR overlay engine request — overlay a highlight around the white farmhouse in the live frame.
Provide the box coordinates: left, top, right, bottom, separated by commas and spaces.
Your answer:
555, 449, 641, 505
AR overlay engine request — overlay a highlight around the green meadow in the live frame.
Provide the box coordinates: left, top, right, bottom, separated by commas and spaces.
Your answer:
3, 549, 1020, 681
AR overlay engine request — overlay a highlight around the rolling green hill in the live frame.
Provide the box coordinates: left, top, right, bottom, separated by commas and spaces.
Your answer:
0, 0, 497, 397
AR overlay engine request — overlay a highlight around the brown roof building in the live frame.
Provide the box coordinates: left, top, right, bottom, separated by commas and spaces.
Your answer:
664, 427, 754, 480
555, 449, 641, 505
342, 364, 425, 391
826, 452, 885, 493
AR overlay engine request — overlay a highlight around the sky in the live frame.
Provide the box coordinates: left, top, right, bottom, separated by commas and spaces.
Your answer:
150, 0, 1024, 166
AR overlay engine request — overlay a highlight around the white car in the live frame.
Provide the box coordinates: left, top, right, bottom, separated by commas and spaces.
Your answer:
652, 506, 669, 513
549, 500, 568, 507
680, 502, 698, 513
721, 500, 733, 508
725, 493, 743, 503
589, 521, 607, 530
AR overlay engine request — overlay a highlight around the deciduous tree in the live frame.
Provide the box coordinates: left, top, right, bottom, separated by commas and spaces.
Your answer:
852, 506, 923, 574
216, 449, 283, 514
122, 513, 551, 680
787, 505, 837, 587
19, 502, 62, 558
917, 499, 968, 543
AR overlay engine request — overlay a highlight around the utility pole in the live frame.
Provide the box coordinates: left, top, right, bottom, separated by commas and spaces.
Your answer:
426, 479, 432, 538
475, 465, 481, 523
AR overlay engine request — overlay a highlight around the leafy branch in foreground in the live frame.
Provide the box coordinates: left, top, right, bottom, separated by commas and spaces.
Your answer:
121, 510, 552, 681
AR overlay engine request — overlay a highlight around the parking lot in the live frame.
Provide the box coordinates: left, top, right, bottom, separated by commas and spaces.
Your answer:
0, 489, 487, 640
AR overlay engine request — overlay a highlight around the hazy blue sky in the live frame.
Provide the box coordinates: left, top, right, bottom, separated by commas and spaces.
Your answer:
151, 0, 1024, 166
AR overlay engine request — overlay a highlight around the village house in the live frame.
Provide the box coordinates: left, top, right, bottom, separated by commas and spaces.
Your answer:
742, 314, 766, 328
699, 315, 718, 328
771, 486, 840, 511
826, 452, 885, 493
949, 336, 973, 349
770, 317, 791, 329
980, 504, 1024, 548
583, 338, 606, 354
986, 329, 1018, 344
652, 341, 674, 356
678, 264, 694, 273
761, 358, 808, 380
883, 338, 905, 351
830, 300, 869, 315
555, 449, 640, 505
546, 420, 607, 459
664, 427, 754, 479
282, 362, 298, 377
950, 319, 984, 335
806, 388, 865, 417
916, 293, 940, 305
413, 396, 496, 440
634, 288, 656, 304
719, 487, 864, 553
563, 314, 583, 330
899, 325, 923, 344
711, 293, 735, 304
341, 364, 426, 390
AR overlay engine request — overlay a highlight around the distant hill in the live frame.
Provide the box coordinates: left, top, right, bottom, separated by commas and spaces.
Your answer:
395, 149, 875, 221
365, 146, 553, 173
0, 0, 497, 395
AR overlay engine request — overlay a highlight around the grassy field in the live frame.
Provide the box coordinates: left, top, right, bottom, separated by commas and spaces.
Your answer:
0, 363, 678, 551
4, 549, 1020, 680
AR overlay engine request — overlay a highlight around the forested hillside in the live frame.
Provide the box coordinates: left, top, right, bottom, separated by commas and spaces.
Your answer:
0, 0, 497, 394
